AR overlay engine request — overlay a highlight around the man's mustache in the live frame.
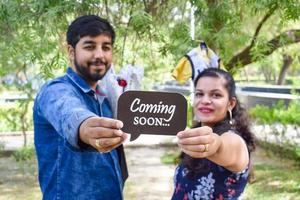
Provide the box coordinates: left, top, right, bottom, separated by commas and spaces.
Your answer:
89, 59, 107, 66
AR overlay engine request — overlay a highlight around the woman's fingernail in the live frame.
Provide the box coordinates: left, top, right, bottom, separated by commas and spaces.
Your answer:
177, 132, 183, 138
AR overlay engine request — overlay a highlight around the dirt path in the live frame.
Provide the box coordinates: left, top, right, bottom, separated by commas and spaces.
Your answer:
124, 146, 177, 200
0, 145, 298, 200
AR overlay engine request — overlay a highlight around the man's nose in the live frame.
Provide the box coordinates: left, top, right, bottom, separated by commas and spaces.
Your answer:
94, 48, 104, 58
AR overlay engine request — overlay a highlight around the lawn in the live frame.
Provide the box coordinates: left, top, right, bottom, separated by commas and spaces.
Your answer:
0, 146, 299, 200
243, 147, 300, 200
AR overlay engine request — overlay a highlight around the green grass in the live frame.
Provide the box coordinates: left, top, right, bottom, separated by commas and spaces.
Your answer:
259, 141, 300, 166
161, 152, 179, 165
244, 163, 300, 199
0, 156, 41, 200
0, 145, 300, 200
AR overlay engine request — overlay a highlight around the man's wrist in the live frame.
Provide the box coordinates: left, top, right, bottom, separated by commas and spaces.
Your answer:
78, 134, 90, 149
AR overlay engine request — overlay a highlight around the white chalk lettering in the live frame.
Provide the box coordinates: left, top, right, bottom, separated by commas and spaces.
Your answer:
133, 116, 164, 126
155, 118, 163, 126
164, 105, 175, 122
130, 98, 176, 122
130, 98, 141, 112
133, 116, 139, 125
147, 117, 155, 126
139, 117, 147, 125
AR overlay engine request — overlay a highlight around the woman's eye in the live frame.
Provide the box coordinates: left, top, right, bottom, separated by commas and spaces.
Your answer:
212, 93, 222, 98
195, 92, 203, 98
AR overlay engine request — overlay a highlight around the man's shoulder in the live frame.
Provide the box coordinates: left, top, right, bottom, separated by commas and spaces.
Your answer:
42, 74, 72, 89
36, 74, 77, 99
50, 73, 70, 84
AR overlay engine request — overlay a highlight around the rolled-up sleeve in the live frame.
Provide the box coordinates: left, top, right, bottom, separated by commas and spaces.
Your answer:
36, 81, 96, 148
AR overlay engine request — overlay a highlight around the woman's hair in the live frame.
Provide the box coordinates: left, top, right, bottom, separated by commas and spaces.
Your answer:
180, 68, 256, 179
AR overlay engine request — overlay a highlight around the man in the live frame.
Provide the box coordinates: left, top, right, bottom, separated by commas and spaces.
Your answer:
33, 15, 128, 200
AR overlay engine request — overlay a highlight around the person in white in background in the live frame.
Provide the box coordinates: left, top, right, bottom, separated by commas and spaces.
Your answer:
99, 64, 144, 118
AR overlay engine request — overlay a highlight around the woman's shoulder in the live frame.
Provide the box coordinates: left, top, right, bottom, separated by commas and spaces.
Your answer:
220, 130, 245, 142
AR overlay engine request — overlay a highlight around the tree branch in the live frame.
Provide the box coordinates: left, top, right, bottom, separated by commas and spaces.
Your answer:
249, 5, 278, 48
143, 0, 169, 19
120, 3, 134, 66
226, 29, 300, 70
104, 0, 109, 17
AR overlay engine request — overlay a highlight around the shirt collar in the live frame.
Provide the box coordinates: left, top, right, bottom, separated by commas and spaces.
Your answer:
66, 67, 94, 94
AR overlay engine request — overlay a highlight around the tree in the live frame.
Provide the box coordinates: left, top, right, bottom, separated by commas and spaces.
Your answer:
1, 0, 299, 82
0, 1, 299, 139
189, 0, 300, 74
0, 0, 299, 94
277, 54, 293, 85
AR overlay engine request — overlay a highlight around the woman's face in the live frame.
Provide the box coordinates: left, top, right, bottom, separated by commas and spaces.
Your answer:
193, 76, 236, 127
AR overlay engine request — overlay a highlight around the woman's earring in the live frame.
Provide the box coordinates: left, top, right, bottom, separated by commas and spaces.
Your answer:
228, 109, 233, 125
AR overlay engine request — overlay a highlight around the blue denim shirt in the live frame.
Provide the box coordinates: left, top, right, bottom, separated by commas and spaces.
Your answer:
33, 67, 124, 200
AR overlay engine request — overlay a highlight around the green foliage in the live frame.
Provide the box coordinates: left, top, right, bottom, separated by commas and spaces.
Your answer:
160, 150, 180, 165
250, 100, 300, 125
250, 104, 274, 124
250, 36, 273, 62
0, 101, 33, 132
0, 0, 69, 78
259, 141, 300, 166
0, 0, 299, 105
0, 140, 5, 151
12, 145, 35, 162
160, 152, 179, 165
287, 76, 300, 86
130, 11, 152, 34
250, 99, 300, 146
0, 0, 300, 130
165, 22, 195, 58
186, 96, 193, 128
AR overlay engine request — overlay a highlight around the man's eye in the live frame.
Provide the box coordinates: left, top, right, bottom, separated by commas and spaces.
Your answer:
102, 46, 111, 51
84, 46, 94, 50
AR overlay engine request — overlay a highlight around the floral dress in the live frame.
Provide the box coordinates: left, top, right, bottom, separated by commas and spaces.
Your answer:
171, 159, 249, 200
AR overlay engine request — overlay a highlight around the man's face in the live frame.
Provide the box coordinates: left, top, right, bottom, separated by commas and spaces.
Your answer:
68, 34, 113, 87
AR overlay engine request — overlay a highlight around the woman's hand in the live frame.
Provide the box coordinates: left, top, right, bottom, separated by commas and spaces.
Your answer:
177, 126, 222, 158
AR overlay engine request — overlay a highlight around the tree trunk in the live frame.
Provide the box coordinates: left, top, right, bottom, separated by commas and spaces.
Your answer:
21, 114, 27, 147
277, 54, 293, 85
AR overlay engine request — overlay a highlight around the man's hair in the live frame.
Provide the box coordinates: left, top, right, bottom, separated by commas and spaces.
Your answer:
66, 15, 115, 48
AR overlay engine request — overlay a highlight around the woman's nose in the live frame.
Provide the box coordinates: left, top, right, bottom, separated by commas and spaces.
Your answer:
201, 95, 212, 104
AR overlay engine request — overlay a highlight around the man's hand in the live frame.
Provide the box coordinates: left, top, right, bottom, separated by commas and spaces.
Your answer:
79, 117, 128, 152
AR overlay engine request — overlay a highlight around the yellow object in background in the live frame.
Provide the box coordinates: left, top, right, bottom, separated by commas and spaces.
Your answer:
172, 57, 192, 85
172, 42, 221, 84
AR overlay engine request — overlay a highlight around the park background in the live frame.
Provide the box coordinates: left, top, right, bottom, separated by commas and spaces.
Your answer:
0, 0, 299, 199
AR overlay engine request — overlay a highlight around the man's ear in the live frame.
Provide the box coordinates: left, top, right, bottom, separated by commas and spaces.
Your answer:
67, 45, 75, 61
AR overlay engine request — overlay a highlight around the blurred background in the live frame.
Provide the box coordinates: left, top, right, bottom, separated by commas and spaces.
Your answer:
0, 0, 299, 199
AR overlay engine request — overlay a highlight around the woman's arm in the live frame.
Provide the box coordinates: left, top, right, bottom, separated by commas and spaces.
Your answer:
208, 132, 249, 172
177, 127, 249, 172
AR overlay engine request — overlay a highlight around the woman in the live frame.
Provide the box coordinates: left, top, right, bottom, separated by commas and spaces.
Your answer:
172, 68, 255, 200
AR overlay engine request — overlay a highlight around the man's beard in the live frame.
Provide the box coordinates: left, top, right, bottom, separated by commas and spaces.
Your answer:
74, 58, 109, 82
